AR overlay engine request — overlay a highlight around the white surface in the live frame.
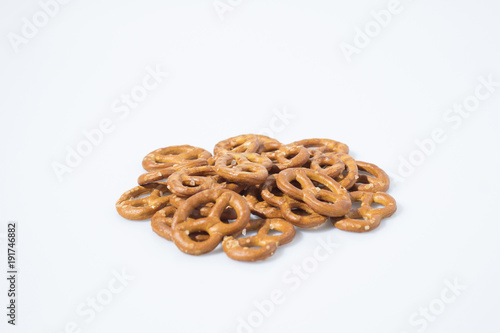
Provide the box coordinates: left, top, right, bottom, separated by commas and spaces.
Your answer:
1, 1, 500, 332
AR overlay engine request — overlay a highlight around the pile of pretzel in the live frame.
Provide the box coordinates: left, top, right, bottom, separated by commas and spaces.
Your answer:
116, 134, 397, 262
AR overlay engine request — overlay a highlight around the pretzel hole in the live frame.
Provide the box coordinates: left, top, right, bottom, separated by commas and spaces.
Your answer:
188, 231, 209, 241
351, 201, 362, 210
371, 203, 385, 209
290, 180, 302, 189
291, 207, 311, 216
222, 219, 237, 224
284, 152, 298, 159
267, 229, 282, 236
270, 187, 284, 197
358, 170, 372, 176
131, 192, 152, 200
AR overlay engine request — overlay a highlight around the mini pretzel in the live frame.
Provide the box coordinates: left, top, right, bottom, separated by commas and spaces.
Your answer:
170, 194, 238, 220
213, 134, 260, 155
222, 218, 295, 262
142, 145, 211, 171
137, 164, 186, 186
310, 153, 345, 178
350, 161, 390, 192
171, 189, 250, 255
215, 153, 272, 185
333, 153, 359, 190
256, 135, 283, 159
333, 191, 397, 232
152, 206, 211, 242
116, 184, 171, 220
261, 175, 328, 228
277, 168, 351, 217
243, 185, 282, 218
290, 138, 349, 155
274, 144, 310, 170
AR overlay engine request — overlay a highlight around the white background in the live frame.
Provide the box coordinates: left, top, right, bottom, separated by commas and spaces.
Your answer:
1, 1, 500, 332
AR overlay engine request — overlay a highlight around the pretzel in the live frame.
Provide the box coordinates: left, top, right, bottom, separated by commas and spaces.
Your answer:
213, 134, 260, 155
137, 164, 186, 186
332, 191, 397, 232
310, 153, 345, 178
243, 185, 282, 218
290, 138, 349, 155
142, 145, 211, 171
171, 189, 250, 255
116, 184, 171, 220
261, 175, 328, 228
170, 194, 238, 220
276, 168, 351, 217
274, 144, 310, 170
152, 206, 211, 242
333, 153, 359, 190
255, 135, 283, 159
350, 161, 390, 192
222, 218, 295, 262
214, 153, 272, 185
167, 165, 244, 197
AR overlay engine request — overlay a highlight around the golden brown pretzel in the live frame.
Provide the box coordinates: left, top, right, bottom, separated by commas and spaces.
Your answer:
116, 184, 171, 220
222, 218, 295, 262
261, 175, 328, 228
170, 193, 238, 220
255, 135, 283, 158
243, 185, 282, 218
350, 161, 390, 192
310, 153, 345, 178
213, 134, 260, 155
276, 168, 351, 217
152, 206, 211, 242
137, 164, 186, 186
332, 191, 397, 232
274, 144, 310, 170
142, 145, 211, 171
290, 138, 349, 155
171, 189, 250, 255
214, 153, 272, 185
333, 153, 359, 190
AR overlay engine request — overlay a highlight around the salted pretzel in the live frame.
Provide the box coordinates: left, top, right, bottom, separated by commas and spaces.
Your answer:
243, 185, 282, 218
261, 175, 328, 228
213, 134, 260, 155
137, 164, 186, 186
333, 191, 397, 232
277, 168, 351, 217
274, 144, 310, 170
222, 218, 295, 262
214, 153, 272, 185
116, 184, 171, 220
142, 145, 211, 171
350, 161, 390, 192
171, 189, 250, 255
333, 153, 359, 190
152, 206, 213, 242
290, 138, 349, 155
169, 193, 238, 220
167, 165, 245, 197
255, 135, 283, 159
310, 153, 345, 178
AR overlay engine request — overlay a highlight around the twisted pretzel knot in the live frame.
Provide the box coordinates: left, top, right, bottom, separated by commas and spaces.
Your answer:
116, 184, 171, 220
333, 191, 397, 232
274, 144, 310, 170
213, 134, 260, 155
290, 138, 349, 155
350, 161, 390, 192
142, 145, 211, 171
222, 218, 295, 262
261, 175, 328, 228
171, 189, 250, 255
310, 153, 345, 178
215, 153, 272, 185
277, 168, 351, 217
169, 193, 238, 220
167, 165, 244, 197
